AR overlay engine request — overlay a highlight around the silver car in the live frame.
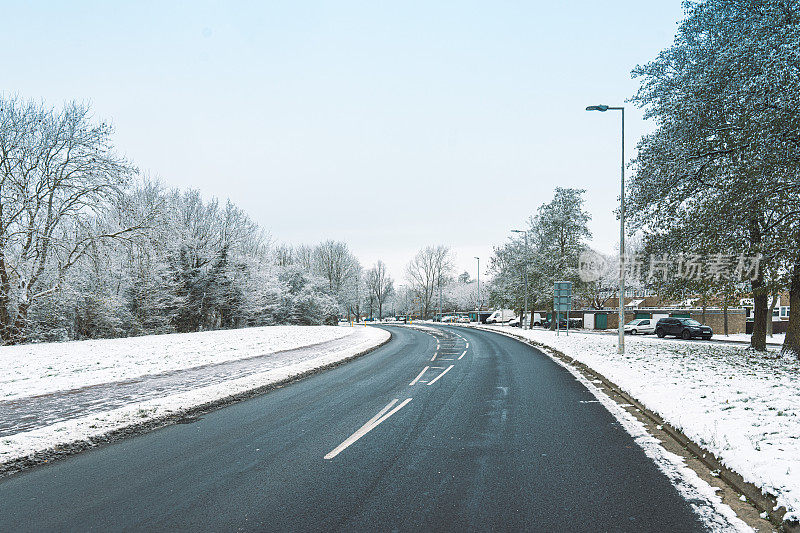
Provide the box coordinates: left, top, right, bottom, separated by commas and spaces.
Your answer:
624, 318, 656, 335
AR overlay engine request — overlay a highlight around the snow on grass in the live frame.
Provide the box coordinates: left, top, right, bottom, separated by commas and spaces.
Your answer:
0, 325, 354, 401
718, 332, 784, 344
481, 325, 800, 521
0, 326, 389, 465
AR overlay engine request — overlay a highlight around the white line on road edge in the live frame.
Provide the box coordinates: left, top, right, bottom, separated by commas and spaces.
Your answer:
324, 398, 412, 460
409, 366, 429, 386
427, 365, 454, 385
458, 350, 467, 360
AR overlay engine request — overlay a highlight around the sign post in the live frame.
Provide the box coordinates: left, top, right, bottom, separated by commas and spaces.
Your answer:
554, 281, 572, 336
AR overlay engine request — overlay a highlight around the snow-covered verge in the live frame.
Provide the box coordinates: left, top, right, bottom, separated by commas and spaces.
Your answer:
479, 325, 800, 522
0, 326, 389, 469
718, 332, 785, 345
0, 325, 353, 401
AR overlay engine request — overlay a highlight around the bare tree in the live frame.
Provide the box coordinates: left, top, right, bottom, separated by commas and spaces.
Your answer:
0, 97, 138, 343
405, 245, 453, 319
314, 241, 357, 293
366, 260, 394, 320
293, 244, 315, 271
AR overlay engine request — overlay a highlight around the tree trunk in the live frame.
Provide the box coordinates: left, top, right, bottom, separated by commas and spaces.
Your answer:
10, 301, 30, 345
767, 294, 778, 337
0, 252, 12, 344
748, 217, 767, 351
723, 303, 729, 336
751, 275, 768, 351
783, 262, 800, 358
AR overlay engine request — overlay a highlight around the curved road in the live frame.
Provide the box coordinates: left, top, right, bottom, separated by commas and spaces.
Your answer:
0, 325, 718, 531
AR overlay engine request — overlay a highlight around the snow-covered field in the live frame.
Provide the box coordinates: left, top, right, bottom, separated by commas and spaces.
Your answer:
0, 325, 389, 467
480, 325, 800, 521
0, 325, 352, 401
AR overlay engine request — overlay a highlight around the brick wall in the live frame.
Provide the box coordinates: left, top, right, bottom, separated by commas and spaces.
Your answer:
688, 309, 746, 334
567, 308, 747, 334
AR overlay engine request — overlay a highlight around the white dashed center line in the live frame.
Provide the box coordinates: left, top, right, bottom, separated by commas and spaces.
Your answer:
409, 366, 429, 386
428, 365, 454, 385
324, 398, 413, 459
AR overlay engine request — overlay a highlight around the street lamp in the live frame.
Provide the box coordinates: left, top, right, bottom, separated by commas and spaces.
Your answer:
511, 229, 529, 329
475, 256, 480, 323
586, 104, 625, 354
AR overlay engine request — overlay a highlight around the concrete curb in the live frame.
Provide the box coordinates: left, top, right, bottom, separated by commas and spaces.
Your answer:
0, 328, 393, 480
457, 324, 796, 532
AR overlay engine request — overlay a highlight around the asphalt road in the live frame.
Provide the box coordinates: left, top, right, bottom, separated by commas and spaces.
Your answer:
0, 325, 712, 532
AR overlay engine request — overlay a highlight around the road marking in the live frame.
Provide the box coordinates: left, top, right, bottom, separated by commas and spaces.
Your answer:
324, 398, 412, 460
430, 353, 437, 361
428, 365, 454, 385
458, 350, 467, 360
409, 366, 429, 386
430, 366, 446, 369
438, 358, 454, 361
465, 343, 469, 348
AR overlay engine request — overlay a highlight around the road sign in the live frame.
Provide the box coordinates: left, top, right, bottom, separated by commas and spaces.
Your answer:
554, 281, 572, 311
554, 281, 572, 336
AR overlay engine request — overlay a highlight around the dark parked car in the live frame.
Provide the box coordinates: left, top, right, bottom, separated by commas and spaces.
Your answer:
542, 317, 581, 329
655, 317, 713, 340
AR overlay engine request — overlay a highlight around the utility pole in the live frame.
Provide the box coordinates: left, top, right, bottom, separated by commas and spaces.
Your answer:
475, 256, 480, 323
586, 104, 626, 354
511, 229, 529, 329
438, 279, 443, 322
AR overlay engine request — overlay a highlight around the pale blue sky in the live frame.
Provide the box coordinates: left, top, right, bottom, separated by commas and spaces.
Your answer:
2, 1, 685, 281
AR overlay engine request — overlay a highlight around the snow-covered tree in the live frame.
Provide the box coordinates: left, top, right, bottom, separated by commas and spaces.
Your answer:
0, 97, 139, 344
630, 0, 800, 354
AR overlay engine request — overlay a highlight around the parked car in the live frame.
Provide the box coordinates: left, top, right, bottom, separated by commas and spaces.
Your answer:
655, 317, 713, 340
485, 309, 517, 324
509, 312, 544, 328
624, 318, 656, 335
542, 316, 581, 329
542, 317, 567, 329
456, 316, 470, 323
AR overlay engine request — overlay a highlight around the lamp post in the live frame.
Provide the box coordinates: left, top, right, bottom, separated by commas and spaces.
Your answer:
586, 104, 625, 354
511, 229, 529, 329
475, 256, 480, 323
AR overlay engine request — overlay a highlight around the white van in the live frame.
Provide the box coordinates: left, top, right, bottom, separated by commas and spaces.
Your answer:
486, 309, 517, 324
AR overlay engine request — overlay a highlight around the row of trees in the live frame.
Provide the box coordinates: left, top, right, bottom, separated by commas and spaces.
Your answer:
0, 96, 396, 345
483, 1, 799, 357
628, 0, 799, 356
486, 187, 594, 318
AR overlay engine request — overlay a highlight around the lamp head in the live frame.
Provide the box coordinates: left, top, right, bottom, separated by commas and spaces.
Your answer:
586, 105, 609, 112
